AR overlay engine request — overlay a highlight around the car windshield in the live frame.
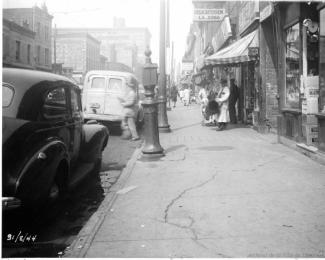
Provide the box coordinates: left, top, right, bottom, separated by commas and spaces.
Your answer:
2, 83, 14, 107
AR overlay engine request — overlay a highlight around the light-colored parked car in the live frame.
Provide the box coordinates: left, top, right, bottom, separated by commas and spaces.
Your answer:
82, 70, 144, 125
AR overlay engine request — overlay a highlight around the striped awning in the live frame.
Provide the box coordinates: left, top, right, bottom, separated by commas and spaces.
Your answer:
205, 29, 259, 66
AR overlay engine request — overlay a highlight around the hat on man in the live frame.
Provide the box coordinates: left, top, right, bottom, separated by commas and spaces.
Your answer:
220, 78, 227, 85
126, 76, 137, 88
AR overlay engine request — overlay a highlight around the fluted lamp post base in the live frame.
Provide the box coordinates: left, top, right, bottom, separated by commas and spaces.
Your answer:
141, 48, 164, 160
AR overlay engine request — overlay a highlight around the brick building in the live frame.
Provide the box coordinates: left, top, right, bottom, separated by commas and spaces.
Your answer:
3, 4, 53, 71
3, 18, 36, 69
54, 32, 101, 74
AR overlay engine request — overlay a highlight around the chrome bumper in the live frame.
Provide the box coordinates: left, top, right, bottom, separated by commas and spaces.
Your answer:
2, 197, 21, 210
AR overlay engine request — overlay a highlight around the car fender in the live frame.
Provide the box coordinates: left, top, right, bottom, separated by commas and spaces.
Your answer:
79, 124, 109, 163
10, 139, 69, 207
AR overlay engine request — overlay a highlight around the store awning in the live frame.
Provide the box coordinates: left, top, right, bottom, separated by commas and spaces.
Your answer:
205, 29, 259, 66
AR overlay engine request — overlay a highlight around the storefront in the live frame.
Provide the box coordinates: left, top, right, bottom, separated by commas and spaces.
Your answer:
276, 2, 324, 150
317, 3, 325, 151
204, 29, 259, 125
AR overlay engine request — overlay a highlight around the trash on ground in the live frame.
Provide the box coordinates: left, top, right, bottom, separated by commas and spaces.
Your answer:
116, 186, 137, 195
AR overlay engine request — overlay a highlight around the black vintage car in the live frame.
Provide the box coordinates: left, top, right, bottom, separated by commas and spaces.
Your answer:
2, 68, 109, 211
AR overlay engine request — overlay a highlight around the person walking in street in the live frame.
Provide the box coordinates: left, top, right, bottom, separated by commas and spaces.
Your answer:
170, 84, 178, 108
229, 78, 239, 124
183, 86, 191, 106
119, 76, 140, 141
215, 78, 230, 131
198, 85, 209, 125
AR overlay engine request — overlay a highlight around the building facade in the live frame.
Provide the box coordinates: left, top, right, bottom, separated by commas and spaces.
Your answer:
3, 19, 36, 69
55, 22, 151, 81
54, 32, 101, 74
3, 5, 53, 71
192, 1, 325, 157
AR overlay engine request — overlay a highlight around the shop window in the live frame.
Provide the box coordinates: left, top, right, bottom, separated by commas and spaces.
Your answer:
319, 8, 325, 113
285, 23, 300, 109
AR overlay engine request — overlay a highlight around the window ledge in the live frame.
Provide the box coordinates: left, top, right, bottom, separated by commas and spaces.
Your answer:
281, 108, 301, 115
315, 113, 325, 119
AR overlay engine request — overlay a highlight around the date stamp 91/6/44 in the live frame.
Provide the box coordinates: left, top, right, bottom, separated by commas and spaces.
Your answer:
6, 231, 37, 243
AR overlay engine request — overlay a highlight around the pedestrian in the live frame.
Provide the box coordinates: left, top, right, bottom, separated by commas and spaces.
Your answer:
170, 84, 178, 108
118, 76, 140, 141
215, 78, 230, 131
229, 78, 239, 124
183, 86, 190, 106
198, 85, 209, 125
179, 88, 184, 103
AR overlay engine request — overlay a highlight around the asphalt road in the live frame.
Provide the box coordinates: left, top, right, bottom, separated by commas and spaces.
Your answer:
2, 124, 142, 258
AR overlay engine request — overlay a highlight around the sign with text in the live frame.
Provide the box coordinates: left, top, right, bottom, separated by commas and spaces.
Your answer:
182, 62, 193, 72
193, 8, 226, 22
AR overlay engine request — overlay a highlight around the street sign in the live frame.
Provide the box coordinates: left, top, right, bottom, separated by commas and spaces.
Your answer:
193, 8, 226, 22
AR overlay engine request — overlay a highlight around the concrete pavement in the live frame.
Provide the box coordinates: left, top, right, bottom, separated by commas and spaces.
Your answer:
67, 104, 325, 258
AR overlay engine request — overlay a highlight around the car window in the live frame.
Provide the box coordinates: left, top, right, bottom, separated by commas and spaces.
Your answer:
91, 77, 105, 89
71, 89, 81, 112
42, 87, 68, 120
108, 78, 122, 91
2, 83, 14, 107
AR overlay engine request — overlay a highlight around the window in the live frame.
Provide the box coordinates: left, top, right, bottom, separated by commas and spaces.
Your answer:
71, 89, 81, 112
108, 78, 122, 91
285, 23, 300, 109
45, 48, 49, 65
319, 8, 325, 113
27, 44, 31, 64
36, 22, 41, 36
91, 77, 105, 89
45, 26, 49, 40
2, 84, 14, 107
42, 87, 68, 120
15, 41, 21, 61
37, 45, 41, 64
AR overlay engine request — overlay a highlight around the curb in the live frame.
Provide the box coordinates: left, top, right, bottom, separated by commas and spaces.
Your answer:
63, 146, 142, 258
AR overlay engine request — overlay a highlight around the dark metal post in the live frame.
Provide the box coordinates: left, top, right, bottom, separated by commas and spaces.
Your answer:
141, 48, 164, 158
157, 0, 171, 132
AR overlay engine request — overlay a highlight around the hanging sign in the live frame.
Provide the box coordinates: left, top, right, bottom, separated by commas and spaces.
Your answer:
260, 3, 273, 22
193, 8, 226, 22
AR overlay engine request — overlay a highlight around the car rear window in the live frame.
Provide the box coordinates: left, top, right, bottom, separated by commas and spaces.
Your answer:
2, 83, 14, 107
91, 77, 105, 89
108, 78, 122, 91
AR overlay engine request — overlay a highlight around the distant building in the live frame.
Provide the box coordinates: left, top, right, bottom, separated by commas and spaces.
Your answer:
3, 4, 53, 71
100, 54, 108, 70
56, 20, 151, 81
3, 18, 36, 69
54, 32, 101, 75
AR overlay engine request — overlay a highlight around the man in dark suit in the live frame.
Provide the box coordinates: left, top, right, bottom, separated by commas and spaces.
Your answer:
229, 78, 239, 124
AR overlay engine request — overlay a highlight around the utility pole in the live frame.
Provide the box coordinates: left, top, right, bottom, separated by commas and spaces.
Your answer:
157, 0, 171, 132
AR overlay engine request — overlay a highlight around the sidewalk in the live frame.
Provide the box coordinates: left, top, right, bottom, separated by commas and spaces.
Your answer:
66, 104, 325, 258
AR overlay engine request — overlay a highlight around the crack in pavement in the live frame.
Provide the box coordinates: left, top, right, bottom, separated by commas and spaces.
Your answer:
163, 174, 219, 252
163, 173, 218, 222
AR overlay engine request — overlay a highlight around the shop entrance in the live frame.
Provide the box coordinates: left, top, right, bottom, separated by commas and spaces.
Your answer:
240, 61, 257, 124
